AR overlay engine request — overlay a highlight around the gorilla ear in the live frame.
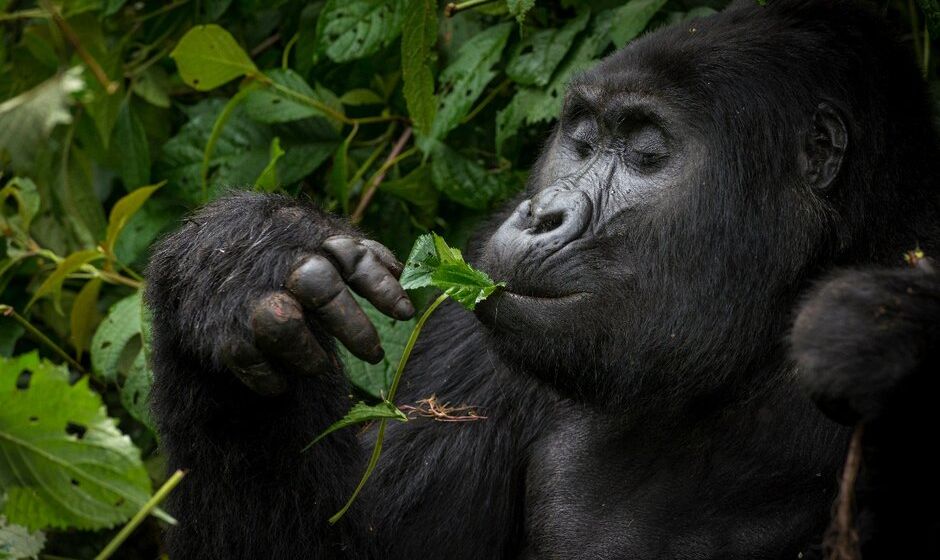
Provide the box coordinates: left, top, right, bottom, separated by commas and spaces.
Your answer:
800, 102, 848, 191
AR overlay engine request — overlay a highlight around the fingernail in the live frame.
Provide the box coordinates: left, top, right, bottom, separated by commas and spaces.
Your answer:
394, 297, 415, 319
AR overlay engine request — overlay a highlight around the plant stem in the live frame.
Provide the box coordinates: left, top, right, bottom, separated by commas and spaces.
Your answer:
461, 78, 511, 124
445, 0, 498, 17
200, 85, 257, 201
328, 292, 449, 522
40, 0, 119, 94
94, 470, 187, 560
350, 127, 414, 223
0, 305, 86, 373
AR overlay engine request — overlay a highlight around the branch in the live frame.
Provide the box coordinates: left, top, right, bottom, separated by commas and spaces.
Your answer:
350, 127, 414, 223
39, 0, 119, 94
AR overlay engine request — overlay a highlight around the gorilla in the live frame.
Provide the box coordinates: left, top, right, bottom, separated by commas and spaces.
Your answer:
146, 0, 940, 558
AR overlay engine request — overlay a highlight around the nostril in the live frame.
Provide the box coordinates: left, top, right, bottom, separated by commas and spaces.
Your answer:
531, 211, 565, 235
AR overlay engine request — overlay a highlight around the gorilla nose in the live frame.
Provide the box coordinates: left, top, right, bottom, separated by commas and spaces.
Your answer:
489, 187, 592, 265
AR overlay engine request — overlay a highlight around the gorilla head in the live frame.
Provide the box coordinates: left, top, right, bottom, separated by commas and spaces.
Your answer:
477, 0, 940, 409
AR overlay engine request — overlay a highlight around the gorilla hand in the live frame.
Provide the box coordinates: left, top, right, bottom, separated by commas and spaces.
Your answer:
790, 265, 940, 424
146, 192, 414, 396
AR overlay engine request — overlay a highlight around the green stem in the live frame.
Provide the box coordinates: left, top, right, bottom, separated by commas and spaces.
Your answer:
461, 78, 511, 124
0, 305, 86, 373
94, 470, 187, 560
200, 85, 258, 201
444, 0, 497, 17
328, 292, 449, 523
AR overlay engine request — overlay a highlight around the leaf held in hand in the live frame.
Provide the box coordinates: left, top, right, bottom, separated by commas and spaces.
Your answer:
400, 233, 502, 310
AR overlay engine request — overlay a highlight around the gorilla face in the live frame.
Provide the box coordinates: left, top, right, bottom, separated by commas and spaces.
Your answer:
472, 1, 928, 407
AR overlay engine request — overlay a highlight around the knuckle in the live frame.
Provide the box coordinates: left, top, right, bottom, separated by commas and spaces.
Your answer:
288, 255, 344, 304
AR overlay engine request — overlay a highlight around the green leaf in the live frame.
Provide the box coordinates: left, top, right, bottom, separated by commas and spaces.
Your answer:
112, 100, 151, 189
401, 0, 437, 136
379, 165, 438, 223
242, 69, 328, 123
0, 68, 84, 172
506, 10, 589, 86
340, 89, 385, 106
339, 295, 416, 398
104, 0, 129, 16
90, 293, 143, 384
506, 0, 536, 23
608, 0, 667, 48
254, 137, 285, 192
68, 277, 101, 361
121, 352, 153, 429
104, 183, 163, 256
424, 23, 513, 145
919, 0, 940, 37
308, 400, 406, 447
315, 0, 405, 63
0, 178, 40, 235
0, 352, 152, 530
131, 66, 171, 108
170, 25, 259, 91
0, 516, 45, 559
27, 250, 104, 314
429, 142, 508, 209
401, 233, 502, 310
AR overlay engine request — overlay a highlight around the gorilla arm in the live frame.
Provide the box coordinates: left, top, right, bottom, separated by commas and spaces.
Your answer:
145, 192, 543, 559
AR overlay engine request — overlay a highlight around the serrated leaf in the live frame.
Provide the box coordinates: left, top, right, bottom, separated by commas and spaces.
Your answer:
608, 0, 667, 48
424, 23, 512, 145
339, 295, 415, 398
170, 25, 259, 91
429, 142, 508, 209
309, 400, 406, 447
0, 516, 45, 559
506, 0, 535, 23
27, 250, 104, 314
104, 183, 163, 256
401, 0, 437, 135
0, 352, 152, 530
112, 100, 151, 189
315, 0, 405, 63
254, 137, 284, 192
68, 278, 101, 362
506, 11, 589, 86
0, 178, 40, 236
401, 233, 502, 310
0, 68, 84, 172
243, 69, 327, 123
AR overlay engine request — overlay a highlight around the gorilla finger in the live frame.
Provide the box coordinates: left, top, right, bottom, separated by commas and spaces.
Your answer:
288, 256, 384, 363
361, 239, 404, 277
251, 292, 330, 377
322, 237, 413, 320
221, 340, 287, 396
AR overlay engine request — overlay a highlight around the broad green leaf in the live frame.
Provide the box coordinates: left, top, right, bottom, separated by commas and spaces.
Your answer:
27, 250, 104, 314
309, 400, 406, 447
496, 13, 616, 152
68, 278, 101, 361
90, 293, 142, 384
0, 352, 152, 530
608, 0, 668, 48
339, 295, 416, 398
506, 0, 536, 23
506, 11, 589, 86
340, 89, 384, 106
121, 352, 153, 429
112, 100, 151, 189
380, 165, 438, 223
243, 69, 328, 123
401, 0, 437, 136
315, 0, 405, 63
424, 23, 513, 145
329, 133, 352, 213
254, 137, 285, 192
104, 183, 163, 256
131, 66, 171, 108
170, 25, 259, 91
0, 68, 84, 172
0, 516, 45, 559
401, 233, 502, 310
429, 142, 509, 209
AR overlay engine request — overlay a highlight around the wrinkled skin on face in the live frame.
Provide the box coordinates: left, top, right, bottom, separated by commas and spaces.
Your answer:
475, 2, 938, 409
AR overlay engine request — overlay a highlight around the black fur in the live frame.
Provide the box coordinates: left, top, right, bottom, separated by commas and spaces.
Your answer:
147, 1, 940, 558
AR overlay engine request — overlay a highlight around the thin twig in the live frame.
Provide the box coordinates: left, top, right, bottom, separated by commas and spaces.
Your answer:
251, 33, 282, 58
824, 424, 864, 560
400, 395, 487, 422
445, 0, 498, 17
350, 127, 413, 223
0, 305, 86, 373
39, 0, 119, 94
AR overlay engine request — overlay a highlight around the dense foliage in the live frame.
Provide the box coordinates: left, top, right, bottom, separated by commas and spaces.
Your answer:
0, 0, 937, 557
